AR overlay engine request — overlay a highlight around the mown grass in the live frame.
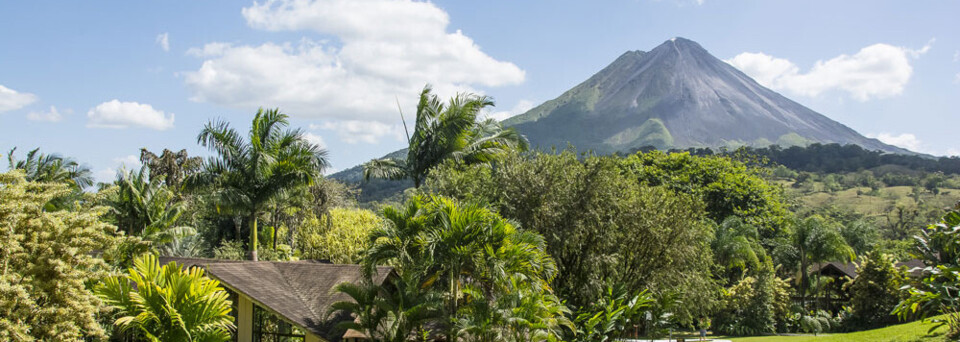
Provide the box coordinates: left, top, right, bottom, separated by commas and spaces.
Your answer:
726, 316, 950, 342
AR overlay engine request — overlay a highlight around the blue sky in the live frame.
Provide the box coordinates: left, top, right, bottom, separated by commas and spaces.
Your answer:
1, 0, 958, 182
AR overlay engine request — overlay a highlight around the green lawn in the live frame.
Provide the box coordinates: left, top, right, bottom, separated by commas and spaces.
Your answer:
726, 317, 950, 342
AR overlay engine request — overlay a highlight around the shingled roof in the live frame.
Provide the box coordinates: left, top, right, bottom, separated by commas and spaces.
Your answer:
160, 257, 392, 340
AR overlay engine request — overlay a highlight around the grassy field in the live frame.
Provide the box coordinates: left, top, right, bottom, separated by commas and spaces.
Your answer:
725, 317, 950, 342
785, 185, 960, 217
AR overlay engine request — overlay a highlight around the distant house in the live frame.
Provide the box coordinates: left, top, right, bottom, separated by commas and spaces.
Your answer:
804, 259, 925, 313
160, 257, 393, 342
810, 259, 926, 279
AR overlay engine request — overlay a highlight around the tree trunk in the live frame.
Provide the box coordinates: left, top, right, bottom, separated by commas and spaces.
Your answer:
272, 207, 280, 250
799, 256, 807, 318
250, 214, 259, 261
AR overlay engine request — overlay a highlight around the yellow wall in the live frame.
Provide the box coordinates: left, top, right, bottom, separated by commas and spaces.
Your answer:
237, 295, 253, 342
305, 332, 326, 342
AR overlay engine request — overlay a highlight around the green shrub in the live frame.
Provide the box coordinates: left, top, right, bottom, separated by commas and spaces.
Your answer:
845, 251, 905, 329
714, 260, 790, 336
297, 208, 381, 263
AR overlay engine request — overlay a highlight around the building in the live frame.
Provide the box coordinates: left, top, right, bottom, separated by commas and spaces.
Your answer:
161, 257, 393, 342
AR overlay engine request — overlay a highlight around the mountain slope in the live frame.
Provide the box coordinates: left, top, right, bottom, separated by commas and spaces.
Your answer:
503, 37, 911, 154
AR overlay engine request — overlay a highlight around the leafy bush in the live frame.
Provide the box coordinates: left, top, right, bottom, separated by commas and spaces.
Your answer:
570, 286, 653, 342
714, 259, 790, 336
845, 251, 905, 329
798, 310, 841, 335
894, 207, 960, 338
297, 208, 381, 263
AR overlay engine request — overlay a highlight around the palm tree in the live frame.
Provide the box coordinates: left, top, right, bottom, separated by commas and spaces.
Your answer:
363, 85, 528, 188
366, 196, 559, 341
190, 108, 328, 260
791, 216, 855, 312
711, 217, 764, 283
328, 271, 439, 342
96, 253, 235, 342
139, 148, 202, 191
107, 166, 196, 251
7, 147, 93, 190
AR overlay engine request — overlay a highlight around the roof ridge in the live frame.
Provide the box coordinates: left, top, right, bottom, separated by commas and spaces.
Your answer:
274, 262, 326, 326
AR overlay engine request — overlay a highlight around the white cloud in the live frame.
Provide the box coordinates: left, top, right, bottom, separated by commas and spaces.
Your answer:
302, 132, 326, 148
726, 41, 933, 101
186, 42, 233, 57
26, 106, 69, 122
156, 33, 169, 52
185, 0, 524, 130
0, 84, 38, 112
94, 155, 143, 183
952, 50, 959, 62
869, 133, 960, 157
114, 155, 141, 169
310, 120, 405, 144
869, 133, 923, 152
87, 100, 174, 130
955, 72, 960, 84
484, 99, 535, 122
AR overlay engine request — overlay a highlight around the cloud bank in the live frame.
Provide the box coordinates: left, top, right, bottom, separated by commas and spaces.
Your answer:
726, 41, 933, 101
185, 0, 525, 143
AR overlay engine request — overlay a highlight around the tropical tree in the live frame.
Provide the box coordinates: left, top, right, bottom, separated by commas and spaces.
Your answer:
139, 148, 202, 191
363, 85, 528, 188
791, 216, 854, 312
106, 166, 196, 251
7, 147, 93, 190
328, 271, 439, 342
190, 108, 328, 260
96, 253, 235, 342
361, 195, 565, 341
0, 171, 117, 341
425, 151, 716, 320
712, 217, 765, 283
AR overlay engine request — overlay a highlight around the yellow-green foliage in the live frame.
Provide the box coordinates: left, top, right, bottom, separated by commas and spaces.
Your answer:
298, 208, 382, 263
0, 171, 117, 341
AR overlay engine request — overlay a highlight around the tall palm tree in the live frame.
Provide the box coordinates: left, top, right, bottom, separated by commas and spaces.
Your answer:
7, 147, 93, 190
791, 216, 854, 312
190, 108, 328, 260
96, 254, 235, 342
363, 85, 528, 188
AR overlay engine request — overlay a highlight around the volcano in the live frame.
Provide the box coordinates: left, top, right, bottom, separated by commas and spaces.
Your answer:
501, 37, 909, 154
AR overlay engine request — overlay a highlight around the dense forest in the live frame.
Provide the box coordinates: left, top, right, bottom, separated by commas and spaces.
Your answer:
650, 143, 960, 175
